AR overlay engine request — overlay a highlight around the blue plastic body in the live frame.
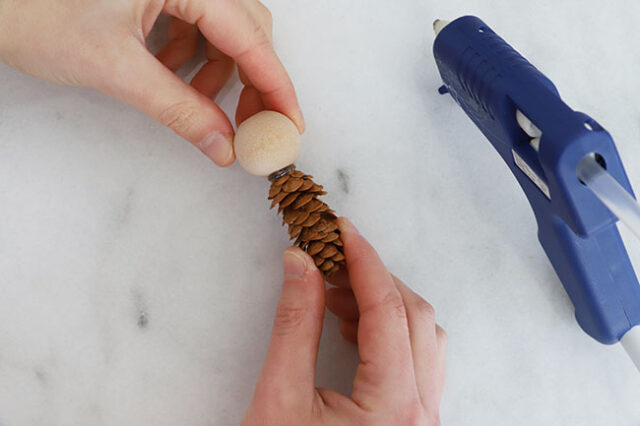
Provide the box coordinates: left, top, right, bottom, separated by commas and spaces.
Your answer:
433, 16, 640, 344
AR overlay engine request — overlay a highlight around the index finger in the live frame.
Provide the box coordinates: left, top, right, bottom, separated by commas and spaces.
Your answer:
338, 218, 414, 383
163, 0, 304, 132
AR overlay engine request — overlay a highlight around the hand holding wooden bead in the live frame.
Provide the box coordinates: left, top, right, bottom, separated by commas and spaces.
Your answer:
234, 110, 345, 276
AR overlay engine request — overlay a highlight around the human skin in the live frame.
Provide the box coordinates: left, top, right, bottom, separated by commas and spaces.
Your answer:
0, 3, 446, 423
243, 218, 447, 425
0, 0, 304, 166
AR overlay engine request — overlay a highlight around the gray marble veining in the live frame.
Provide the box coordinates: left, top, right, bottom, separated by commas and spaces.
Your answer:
1, 1, 640, 425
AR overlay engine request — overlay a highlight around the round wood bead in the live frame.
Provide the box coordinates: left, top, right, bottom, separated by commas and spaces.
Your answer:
234, 111, 301, 176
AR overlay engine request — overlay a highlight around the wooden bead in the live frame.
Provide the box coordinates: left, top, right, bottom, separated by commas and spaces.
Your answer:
234, 111, 301, 176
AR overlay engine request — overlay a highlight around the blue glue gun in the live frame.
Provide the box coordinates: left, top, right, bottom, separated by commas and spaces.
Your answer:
432, 16, 640, 365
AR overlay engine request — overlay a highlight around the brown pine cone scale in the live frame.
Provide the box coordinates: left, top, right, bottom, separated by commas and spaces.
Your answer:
268, 165, 345, 276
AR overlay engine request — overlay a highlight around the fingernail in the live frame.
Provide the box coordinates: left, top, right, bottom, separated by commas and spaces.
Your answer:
283, 248, 307, 279
199, 132, 234, 166
291, 110, 305, 134
339, 217, 359, 234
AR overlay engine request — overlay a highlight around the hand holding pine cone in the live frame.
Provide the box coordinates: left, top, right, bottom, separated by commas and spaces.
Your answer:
234, 110, 346, 276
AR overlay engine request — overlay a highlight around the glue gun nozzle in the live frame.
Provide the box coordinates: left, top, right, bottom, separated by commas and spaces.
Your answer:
433, 19, 451, 35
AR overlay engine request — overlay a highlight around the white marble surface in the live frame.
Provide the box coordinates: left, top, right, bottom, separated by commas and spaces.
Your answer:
1, 1, 640, 425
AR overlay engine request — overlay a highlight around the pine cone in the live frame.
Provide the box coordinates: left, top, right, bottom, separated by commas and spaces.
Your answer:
268, 165, 345, 276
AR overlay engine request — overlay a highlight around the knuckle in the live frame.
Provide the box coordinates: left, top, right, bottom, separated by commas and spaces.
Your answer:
272, 304, 306, 335
413, 298, 436, 322
167, 0, 200, 23
379, 290, 407, 320
252, 26, 271, 48
159, 101, 200, 137
235, 27, 271, 62
253, 382, 301, 414
247, 12, 271, 48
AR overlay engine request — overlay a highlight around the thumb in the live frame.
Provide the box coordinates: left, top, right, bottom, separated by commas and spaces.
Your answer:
256, 247, 325, 398
96, 41, 235, 166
